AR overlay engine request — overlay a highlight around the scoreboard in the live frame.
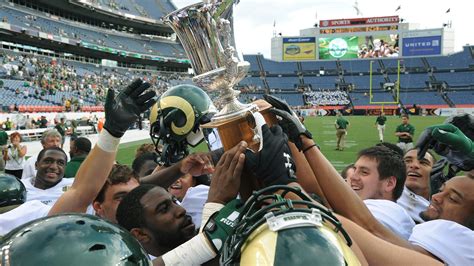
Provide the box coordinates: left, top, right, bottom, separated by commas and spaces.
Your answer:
271, 15, 451, 61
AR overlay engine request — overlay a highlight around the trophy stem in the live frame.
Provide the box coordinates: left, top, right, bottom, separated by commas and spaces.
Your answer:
211, 89, 257, 122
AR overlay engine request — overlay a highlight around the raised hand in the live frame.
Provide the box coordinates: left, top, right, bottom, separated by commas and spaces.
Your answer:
207, 141, 247, 204
417, 123, 474, 171
244, 124, 297, 187
103, 79, 156, 138
263, 94, 312, 151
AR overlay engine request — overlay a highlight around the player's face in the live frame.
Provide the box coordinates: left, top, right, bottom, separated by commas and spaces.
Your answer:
401, 117, 408, 124
43, 136, 61, 149
136, 160, 159, 178
168, 174, 195, 201
94, 178, 139, 223
349, 156, 384, 200
141, 187, 195, 249
403, 149, 433, 193
421, 176, 474, 228
35, 150, 66, 188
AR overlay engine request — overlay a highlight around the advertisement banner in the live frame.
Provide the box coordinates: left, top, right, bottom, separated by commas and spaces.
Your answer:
319, 36, 359, 59
282, 37, 316, 61
320, 16, 399, 28
402, 36, 441, 56
318, 34, 399, 60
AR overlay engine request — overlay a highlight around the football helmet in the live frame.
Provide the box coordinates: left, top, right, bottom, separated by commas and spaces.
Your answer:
150, 84, 216, 165
0, 173, 26, 213
221, 185, 360, 265
0, 213, 151, 265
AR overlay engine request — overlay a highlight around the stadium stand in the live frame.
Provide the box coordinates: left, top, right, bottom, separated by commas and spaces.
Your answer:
240, 46, 474, 107
0, 5, 185, 58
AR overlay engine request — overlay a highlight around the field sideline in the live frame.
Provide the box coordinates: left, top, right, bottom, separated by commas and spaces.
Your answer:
116, 115, 446, 171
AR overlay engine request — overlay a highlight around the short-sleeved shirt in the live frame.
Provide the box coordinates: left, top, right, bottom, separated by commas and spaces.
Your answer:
409, 220, 474, 265
375, 115, 387, 126
64, 155, 86, 178
54, 123, 67, 137
395, 123, 415, 143
335, 117, 349, 129
397, 187, 429, 223
364, 199, 415, 240
22, 177, 74, 206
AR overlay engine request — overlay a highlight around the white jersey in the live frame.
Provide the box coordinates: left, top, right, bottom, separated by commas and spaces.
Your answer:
409, 219, 474, 265
396, 187, 429, 223
21, 153, 39, 179
364, 199, 415, 240
22, 177, 74, 206
0, 200, 51, 236
180, 185, 209, 228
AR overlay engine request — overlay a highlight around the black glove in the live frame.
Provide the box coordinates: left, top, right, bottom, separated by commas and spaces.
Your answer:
244, 124, 297, 187
263, 94, 312, 151
417, 124, 474, 171
429, 158, 448, 196
104, 79, 156, 138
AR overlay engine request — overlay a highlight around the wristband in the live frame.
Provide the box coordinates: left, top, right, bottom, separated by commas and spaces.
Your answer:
303, 144, 318, 153
200, 202, 225, 232
161, 233, 216, 266
96, 129, 121, 153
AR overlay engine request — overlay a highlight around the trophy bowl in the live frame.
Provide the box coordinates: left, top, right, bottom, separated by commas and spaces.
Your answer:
163, 0, 256, 122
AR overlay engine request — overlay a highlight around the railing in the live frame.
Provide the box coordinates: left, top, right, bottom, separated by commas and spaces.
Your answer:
5, 126, 97, 142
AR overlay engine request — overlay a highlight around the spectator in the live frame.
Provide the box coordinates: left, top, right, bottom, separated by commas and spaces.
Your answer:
0, 127, 8, 171
64, 137, 91, 178
3, 132, 27, 179
4, 117, 13, 131
39, 116, 48, 128
54, 117, 68, 149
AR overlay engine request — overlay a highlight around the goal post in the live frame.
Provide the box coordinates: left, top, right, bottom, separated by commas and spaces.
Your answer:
369, 60, 400, 104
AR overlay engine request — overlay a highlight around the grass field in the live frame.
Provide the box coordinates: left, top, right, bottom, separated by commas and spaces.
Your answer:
116, 115, 446, 171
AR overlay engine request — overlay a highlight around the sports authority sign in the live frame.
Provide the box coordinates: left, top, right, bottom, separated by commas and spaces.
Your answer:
320, 16, 399, 28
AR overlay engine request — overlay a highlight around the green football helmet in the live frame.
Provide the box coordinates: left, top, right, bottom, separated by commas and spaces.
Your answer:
150, 84, 216, 165
0, 213, 151, 265
0, 173, 26, 213
221, 185, 360, 265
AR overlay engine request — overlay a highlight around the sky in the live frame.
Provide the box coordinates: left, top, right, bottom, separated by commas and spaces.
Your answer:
171, 0, 471, 58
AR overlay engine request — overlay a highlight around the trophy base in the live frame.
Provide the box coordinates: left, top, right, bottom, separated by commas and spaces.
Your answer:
201, 99, 277, 152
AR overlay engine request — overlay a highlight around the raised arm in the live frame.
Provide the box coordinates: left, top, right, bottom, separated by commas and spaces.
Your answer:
49, 79, 156, 215
299, 137, 407, 243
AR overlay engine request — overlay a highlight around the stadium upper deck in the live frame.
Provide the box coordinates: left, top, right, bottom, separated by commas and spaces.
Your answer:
0, 0, 189, 69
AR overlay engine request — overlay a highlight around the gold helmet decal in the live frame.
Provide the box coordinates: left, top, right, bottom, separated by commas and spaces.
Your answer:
159, 95, 195, 136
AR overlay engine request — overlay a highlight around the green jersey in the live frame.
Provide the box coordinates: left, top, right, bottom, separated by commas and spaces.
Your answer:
376, 115, 387, 126
0, 130, 7, 146
396, 123, 415, 143
336, 117, 349, 129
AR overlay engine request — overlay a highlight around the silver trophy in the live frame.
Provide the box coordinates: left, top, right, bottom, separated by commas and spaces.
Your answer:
164, 0, 256, 121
